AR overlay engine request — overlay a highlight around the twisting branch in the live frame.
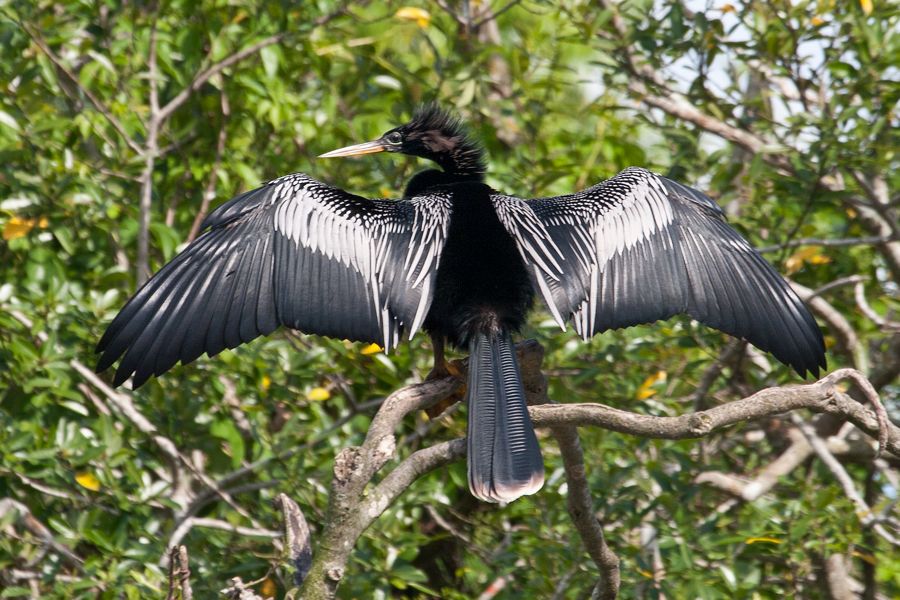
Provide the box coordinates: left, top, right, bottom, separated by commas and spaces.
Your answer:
289, 338, 897, 599
137, 21, 161, 284
155, 5, 351, 125
550, 426, 620, 600
298, 376, 463, 599
855, 281, 900, 331
0, 498, 84, 568
187, 89, 230, 242
791, 414, 900, 546
21, 23, 145, 156
790, 280, 868, 372
155, 34, 285, 125
529, 369, 896, 456
275, 494, 313, 586
596, 0, 900, 280
165, 545, 193, 600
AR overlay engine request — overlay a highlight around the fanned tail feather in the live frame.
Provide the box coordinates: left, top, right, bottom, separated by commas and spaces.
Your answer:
467, 331, 544, 502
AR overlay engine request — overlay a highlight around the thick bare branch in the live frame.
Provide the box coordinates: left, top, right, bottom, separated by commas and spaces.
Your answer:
550, 426, 620, 600
275, 493, 313, 586
299, 438, 466, 599
529, 370, 898, 456
165, 545, 192, 600
824, 554, 856, 600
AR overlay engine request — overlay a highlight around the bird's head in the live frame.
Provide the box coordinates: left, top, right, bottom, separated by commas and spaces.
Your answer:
320, 104, 486, 179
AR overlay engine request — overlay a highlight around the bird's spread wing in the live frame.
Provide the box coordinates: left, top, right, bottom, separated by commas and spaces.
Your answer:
97, 173, 452, 386
492, 167, 825, 376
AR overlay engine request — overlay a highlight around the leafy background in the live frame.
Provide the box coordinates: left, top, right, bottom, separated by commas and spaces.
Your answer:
1, 0, 898, 598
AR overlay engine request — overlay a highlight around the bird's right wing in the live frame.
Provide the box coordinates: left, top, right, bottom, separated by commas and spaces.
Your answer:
492, 167, 825, 376
96, 173, 452, 387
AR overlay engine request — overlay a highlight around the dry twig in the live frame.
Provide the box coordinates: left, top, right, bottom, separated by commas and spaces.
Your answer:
165, 545, 193, 600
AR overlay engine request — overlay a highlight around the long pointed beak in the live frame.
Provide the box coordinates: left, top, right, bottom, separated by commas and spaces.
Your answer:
318, 140, 387, 158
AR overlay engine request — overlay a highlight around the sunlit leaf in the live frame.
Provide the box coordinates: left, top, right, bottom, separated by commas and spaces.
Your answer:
635, 370, 666, 400
0, 110, 20, 132
2, 216, 46, 240
75, 471, 101, 491
745, 537, 782, 545
259, 577, 277, 598
307, 387, 331, 401
395, 7, 430, 28
3, 216, 34, 240
361, 343, 383, 355
785, 246, 830, 274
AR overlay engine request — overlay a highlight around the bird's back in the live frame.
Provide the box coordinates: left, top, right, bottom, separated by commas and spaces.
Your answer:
423, 181, 534, 348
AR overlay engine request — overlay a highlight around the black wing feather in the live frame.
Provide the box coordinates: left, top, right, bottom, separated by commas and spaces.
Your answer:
493, 167, 826, 376
97, 173, 452, 386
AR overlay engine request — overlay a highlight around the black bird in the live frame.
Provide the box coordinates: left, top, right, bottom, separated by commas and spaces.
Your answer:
96, 105, 826, 503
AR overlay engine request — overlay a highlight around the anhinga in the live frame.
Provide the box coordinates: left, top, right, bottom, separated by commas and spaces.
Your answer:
97, 105, 826, 503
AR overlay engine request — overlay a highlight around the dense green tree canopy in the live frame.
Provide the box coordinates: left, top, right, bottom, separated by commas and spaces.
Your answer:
1, 0, 898, 598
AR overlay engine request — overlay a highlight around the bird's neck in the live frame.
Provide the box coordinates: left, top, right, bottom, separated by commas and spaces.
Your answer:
407, 137, 487, 196
436, 140, 486, 180
404, 168, 484, 197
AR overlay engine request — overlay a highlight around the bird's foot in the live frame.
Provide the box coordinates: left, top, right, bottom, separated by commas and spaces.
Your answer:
426, 359, 462, 381
425, 359, 466, 418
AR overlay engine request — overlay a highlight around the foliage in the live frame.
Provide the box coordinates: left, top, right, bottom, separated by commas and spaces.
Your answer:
1, 0, 897, 598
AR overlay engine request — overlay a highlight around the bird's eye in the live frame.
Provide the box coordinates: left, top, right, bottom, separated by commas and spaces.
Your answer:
386, 132, 402, 145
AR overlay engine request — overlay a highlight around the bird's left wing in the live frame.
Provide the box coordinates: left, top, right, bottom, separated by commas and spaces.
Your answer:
492, 167, 825, 376
96, 173, 452, 387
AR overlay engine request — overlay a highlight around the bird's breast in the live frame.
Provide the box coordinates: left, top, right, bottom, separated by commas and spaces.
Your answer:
424, 185, 534, 346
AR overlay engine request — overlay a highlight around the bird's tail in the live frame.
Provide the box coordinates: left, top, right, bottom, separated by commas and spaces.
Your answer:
467, 330, 544, 503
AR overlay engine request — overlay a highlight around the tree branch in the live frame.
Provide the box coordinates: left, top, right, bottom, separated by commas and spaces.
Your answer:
275, 493, 313, 586
792, 414, 899, 546
597, 0, 900, 280
529, 369, 897, 456
0, 498, 84, 568
187, 89, 230, 242
155, 34, 285, 125
165, 545, 192, 600
550, 426, 620, 600
137, 22, 160, 284
21, 23, 145, 156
